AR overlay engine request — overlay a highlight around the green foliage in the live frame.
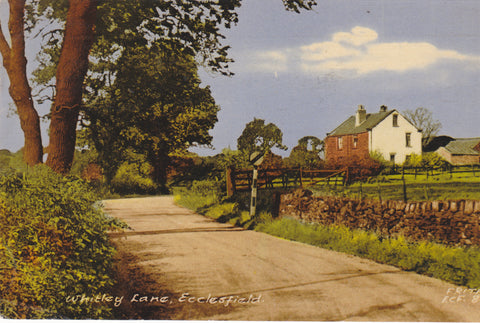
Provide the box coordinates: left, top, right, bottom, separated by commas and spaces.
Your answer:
402, 153, 423, 167
284, 136, 324, 169
237, 118, 288, 157
205, 203, 239, 220
421, 152, 449, 168
369, 150, 389, 166
0, 149, 29, 172
83, 40, 219, 191
69, 147, 99, 178
0, 149, 13, 169
256, 218, 480, 288
402, 152, 447, 168
173, 180, 223, 212
214, 148, 250, 170
0, 166, 118, 319
111, 161, 157, 195
173, 180, 279, 230
29, 0, 317, 87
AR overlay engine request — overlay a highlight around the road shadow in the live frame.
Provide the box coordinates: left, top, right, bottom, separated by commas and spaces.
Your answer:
108, 226, 245, 238
108, 238, 237, 320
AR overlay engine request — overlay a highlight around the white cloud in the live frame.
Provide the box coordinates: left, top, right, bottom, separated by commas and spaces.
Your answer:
299, 26, 477, 75
243, 50, 288, 73
332, 26, 378, 46
301, 41, 361, 61
246, 26, 478, 77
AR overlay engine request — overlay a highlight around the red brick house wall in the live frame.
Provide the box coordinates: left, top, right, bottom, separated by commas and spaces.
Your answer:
325, 132, 370, 165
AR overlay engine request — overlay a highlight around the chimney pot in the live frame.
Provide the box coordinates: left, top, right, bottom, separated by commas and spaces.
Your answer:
356, 105, 367, 126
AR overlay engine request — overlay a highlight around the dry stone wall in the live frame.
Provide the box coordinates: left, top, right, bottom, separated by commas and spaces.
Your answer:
279, 189, 480, 246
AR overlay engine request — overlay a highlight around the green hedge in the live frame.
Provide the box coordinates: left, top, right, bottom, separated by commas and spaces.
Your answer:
0, 165, 117, 319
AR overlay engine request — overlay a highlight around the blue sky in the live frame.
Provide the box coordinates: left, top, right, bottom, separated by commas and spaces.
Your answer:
1, 0, 480, 156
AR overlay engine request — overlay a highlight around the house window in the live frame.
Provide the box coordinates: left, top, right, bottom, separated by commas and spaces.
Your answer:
353, 136, 358, 149
338, 137, 343, 150
390, 153, 396, 164
406, 132, 412, 147
393, 114, 398, 127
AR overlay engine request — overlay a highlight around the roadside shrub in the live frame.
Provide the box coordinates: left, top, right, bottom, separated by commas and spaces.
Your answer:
173, 179, 223, 211
0, 165, 117, 319
205, 203, 239, 220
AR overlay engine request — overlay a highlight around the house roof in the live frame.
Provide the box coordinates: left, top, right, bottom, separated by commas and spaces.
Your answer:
327, 109, 395, 136
423, 135, 455, 152
442, 138, 480, 155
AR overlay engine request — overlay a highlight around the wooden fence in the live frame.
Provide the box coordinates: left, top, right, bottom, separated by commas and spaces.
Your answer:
385, 164, 480, 181
226, 167, 348, 196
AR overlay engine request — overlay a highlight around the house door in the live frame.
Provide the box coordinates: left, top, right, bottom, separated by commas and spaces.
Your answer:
390, 153, 396, 164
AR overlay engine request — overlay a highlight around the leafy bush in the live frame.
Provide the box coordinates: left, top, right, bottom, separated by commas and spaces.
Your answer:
421, 152, 449, 168
402, 152, 448, 169
173, 179, 223, 211
173, 179, 277, 230
111, 161, 157, 195
0, 165, 117, 319
402, 153, 423, 167
204, 203, 239, 220
256, 218, 480, 288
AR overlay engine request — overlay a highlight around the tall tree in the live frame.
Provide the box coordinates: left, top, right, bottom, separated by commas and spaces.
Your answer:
237, 118, 287, 157
46, 0, 97, 173
1, 0, 317, 173
83, 41, 218, 192
0, 0, 43, 166
403, 107, 442, 147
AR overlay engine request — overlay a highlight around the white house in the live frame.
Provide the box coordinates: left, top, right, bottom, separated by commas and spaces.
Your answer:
325, 105, 422, 165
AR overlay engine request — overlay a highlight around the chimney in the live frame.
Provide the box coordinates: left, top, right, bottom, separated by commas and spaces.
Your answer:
355, 105, 366, 127
380, 105, 388, 112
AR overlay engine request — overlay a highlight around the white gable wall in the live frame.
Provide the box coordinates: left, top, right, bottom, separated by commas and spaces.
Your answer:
369, 112, 422, 164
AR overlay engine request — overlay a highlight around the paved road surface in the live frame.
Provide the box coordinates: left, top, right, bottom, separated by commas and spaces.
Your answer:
104, 196, 480, 321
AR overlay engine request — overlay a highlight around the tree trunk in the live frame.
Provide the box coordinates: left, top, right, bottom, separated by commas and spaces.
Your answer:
151, 153, 170, 194
45, 0, 97, 174
0, 0, 43, 165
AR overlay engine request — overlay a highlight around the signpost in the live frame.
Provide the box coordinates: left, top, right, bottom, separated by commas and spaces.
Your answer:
249, 151, 264, 217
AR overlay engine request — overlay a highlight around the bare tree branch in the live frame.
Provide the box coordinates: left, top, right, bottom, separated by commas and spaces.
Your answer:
404, 107, 442, 147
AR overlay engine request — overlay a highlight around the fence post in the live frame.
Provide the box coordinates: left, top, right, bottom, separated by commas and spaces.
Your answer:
226, 167, 235, 197
299, 167, 303, 187
250, 166, 259, 217
423, 185, 429, 200
402, 177, 408, 202
377, 181, 382, 202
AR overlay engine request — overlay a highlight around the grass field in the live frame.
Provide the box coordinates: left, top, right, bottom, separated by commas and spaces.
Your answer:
309, 171, 480, 202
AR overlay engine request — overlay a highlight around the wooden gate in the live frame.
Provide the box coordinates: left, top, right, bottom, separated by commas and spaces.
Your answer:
226, 167, 349, 196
